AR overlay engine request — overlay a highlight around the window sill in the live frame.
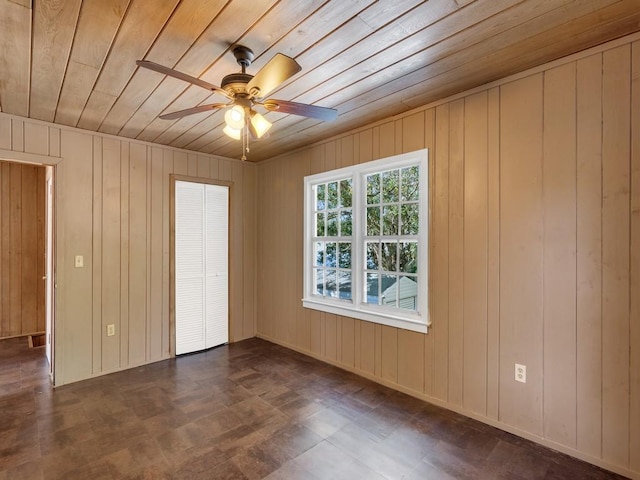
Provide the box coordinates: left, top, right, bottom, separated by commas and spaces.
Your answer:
302, 298, 428, 334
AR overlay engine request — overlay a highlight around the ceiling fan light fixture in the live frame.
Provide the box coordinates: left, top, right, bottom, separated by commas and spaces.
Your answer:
224, 105, 245, 130
250, 111, 272, 138
223, 124, 241, 140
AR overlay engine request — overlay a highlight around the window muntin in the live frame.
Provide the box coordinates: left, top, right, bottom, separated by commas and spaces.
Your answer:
303, 150, 429, 333
312, 179, 353, 300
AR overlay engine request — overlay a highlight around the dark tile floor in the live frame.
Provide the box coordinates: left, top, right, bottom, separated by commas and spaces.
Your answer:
0, 336, 629, 480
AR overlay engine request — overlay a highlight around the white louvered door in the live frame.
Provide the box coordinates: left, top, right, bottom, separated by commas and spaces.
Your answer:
175, 181, 229, 355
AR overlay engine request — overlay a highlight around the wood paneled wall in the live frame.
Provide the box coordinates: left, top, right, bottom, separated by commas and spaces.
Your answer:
256, 37, 640, 478
0, 114, 257, 385
0, 161, 45, 338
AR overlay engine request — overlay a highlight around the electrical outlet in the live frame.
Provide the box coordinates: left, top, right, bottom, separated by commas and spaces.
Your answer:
515, 363, 526, 383
107, 324, 115, 337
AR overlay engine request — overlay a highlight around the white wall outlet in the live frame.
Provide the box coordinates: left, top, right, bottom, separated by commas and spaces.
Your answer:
515, 363, 526, 383
107, 324, 115, 337
75, 255, 84, 268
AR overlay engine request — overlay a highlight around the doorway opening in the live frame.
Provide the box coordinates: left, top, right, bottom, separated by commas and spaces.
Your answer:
0, 160, 55, 384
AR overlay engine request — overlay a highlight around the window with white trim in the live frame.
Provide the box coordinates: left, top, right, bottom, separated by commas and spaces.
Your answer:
303, 149, 429, 333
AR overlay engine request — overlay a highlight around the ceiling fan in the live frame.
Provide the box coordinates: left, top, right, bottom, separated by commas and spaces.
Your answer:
136, 45, 338, 156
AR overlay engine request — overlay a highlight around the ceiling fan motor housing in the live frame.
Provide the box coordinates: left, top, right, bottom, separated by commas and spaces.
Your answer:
221, 72, 253, 96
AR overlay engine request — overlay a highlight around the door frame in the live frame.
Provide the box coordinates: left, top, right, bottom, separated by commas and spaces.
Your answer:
0, 149, 62, 384
169, 174, 233, 357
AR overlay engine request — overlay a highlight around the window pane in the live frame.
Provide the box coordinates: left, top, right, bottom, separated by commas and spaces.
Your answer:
381, 274, 398, 307
327, 211, 338, 236
314, 242, 324, 266
316, 184, 326, 211
339, 271, 352, 300
366, 174, 380, 204
366, 241, 379, 270
325, 242, 337, 267
381, 242, 397, 272
327, 182, 338, 209
399, 242, 418, 273
398, 275, 418, 311
382, 170, 399, 203
401, 166, 419, 201
340, 209, 352, 236
400, 204, 419, 235
340, 179, 352, 207
365, 273, 379, 304
338, 242, 351, 268
316, 212, 325, 237
314, 269, 324, 295
382, 205, 398, 235
367, 207, 380, 235
326, 269, 337, 297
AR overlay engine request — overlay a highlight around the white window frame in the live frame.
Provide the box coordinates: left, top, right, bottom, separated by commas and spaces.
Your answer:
303, 149, 429, 333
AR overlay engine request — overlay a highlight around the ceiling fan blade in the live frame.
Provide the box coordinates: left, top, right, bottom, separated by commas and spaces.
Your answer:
159, 103, 227, 120
246, 53, 301, 98
136, 60, 231, 99
262, 99, 338, 121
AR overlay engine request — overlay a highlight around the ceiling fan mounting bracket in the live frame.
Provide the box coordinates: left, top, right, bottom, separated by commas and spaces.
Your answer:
232, 45, 254, 71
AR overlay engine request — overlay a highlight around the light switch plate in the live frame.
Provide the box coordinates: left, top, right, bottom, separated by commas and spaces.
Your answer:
75, 255, 84, 268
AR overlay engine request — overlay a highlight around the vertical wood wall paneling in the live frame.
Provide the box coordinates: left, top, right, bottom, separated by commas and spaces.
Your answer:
462, 91, 488, 416
11, 119, 24, 152
149, 147, 164, 360
433, 104, 450, 401
448, 99, 464, 407
1, 163, 11, 335
0, 162, 45, 338
119, 141, 130, 367
243, 163, 257, 340
60, 130, 94, 382
23, 122, 49, 155
102, 138, 121, 371
0, 117, 11, 149
542, 63, 578, 447
486, 87, 501, 421
20, 165, 38, 334
10, 164, 22, 335
162, 149, 174, 356
231, 160, 244, 342
499, 74, 544, 436
423, 107, 436, 397
601, 44, 631, 468
576, 52, 604, 459
92, 137, 103, 373
128, 143, 148, 365
630, 39, 640, 474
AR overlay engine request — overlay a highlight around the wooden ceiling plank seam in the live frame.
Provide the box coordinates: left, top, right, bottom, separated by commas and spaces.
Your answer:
157, 0, 416, 150
29, 0, 82, 123
249, 3, 640, 161
97, 0, 231, 135
245, 0, 614, 144
259, 0, 516, 116
0, 1, 32, 117
113, 0, 237, 139
91, 0, 187, 132
143, 0, 343, 147
54, 0, 133, 127
122, 0, 281, 142
76, 0, 182, 131
258, 0, 431, 106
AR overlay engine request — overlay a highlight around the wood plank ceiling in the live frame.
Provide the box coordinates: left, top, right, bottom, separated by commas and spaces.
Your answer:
1, 0, 639, 162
